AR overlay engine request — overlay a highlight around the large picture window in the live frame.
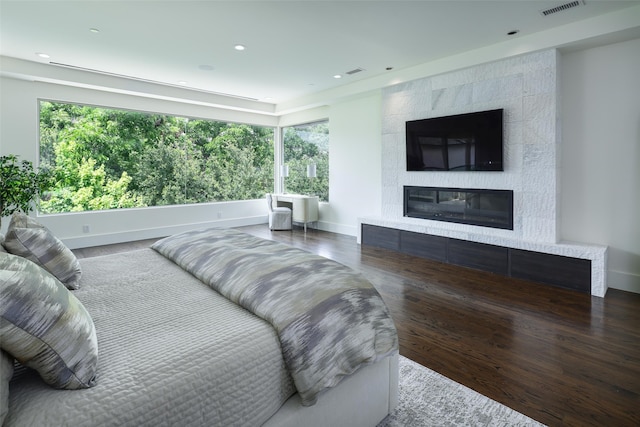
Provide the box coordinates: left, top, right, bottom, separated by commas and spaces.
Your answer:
282, 121, 329, 202
38, 101, 274, 214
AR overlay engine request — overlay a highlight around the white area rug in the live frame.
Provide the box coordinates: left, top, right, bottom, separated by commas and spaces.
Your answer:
378, 356, 546, 427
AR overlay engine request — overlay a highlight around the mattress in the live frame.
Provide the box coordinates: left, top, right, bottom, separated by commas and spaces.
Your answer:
5, 248, 295, 426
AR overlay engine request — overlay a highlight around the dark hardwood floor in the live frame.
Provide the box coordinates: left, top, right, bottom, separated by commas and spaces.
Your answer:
74, 225, 640, 427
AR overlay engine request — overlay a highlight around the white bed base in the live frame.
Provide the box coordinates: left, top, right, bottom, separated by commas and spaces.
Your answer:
263, 351, 399, 427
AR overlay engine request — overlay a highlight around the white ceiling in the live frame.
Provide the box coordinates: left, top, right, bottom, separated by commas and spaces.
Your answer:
1, 0, 639, 105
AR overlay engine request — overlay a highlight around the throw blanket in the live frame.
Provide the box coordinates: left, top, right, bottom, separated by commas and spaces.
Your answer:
151, 228, 398, 406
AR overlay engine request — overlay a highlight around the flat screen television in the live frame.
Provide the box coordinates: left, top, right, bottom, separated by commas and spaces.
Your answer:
406, 109, 503, 171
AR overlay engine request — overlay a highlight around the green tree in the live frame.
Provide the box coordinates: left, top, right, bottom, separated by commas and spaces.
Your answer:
39, 101, 277, 213
40, 157, 143, 212
135, 134, 210, 206
206, 124, 274, 166
207, 143, 274, 201
283, 121, 329, 201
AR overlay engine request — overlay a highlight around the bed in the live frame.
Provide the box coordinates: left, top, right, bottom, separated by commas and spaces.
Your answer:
1, 215, 398, 427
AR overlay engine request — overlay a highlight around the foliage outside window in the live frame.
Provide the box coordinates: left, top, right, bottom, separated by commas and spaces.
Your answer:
39, 101, 275, 213
282, 121, 329, 202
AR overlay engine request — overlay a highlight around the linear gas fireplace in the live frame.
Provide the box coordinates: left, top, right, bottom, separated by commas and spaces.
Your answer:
404, 186, 513, 230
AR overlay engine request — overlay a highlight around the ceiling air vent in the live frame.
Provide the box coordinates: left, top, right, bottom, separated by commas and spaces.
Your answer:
540, 0, 585, 16
345, 67, 365, 76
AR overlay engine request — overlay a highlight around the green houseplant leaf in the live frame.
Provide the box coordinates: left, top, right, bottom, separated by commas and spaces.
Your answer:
0, 155, 53, 226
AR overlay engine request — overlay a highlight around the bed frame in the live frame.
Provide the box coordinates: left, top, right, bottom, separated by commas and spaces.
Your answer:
264, 352, 399, 426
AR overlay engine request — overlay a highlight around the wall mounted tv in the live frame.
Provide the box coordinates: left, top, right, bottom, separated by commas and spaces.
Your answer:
406, 109, 503, 171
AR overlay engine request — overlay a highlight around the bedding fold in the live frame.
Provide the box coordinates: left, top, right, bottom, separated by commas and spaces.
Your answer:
151, 227, 398, 406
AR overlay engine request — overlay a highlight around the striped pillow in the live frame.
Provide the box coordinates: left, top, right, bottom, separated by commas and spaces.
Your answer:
2, 213, 82, 289
0, 253, 98, 389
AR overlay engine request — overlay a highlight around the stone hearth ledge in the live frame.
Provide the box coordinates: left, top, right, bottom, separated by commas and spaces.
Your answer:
358, 216, 608, 297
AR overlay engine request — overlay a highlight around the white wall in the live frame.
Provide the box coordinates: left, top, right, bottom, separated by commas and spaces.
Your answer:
278, 92, 383, 236
561, 37, 640, 294
264, 96, 382, 236
324, 92, 383, 235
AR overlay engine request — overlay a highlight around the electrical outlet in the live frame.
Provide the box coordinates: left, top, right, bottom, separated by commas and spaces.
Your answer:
82, 225, 91, 233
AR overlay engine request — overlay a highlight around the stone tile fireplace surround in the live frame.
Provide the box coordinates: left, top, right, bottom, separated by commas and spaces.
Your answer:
359, 49, 607, 297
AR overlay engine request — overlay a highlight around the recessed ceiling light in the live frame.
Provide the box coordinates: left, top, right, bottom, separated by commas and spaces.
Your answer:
507, 30, 520, 36
234, 44, 246, 51
89, 28, 100, 33
333, 74, 342, 79
36, 52, 50, 58
177, 81, 188, 85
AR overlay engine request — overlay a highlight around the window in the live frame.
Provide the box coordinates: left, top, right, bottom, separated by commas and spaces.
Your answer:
282, 121, 329, 202
38, 101, 274, 213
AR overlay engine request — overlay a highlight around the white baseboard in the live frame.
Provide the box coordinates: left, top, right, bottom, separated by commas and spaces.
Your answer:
607, 270, 640, 295
312, 220, 357, 237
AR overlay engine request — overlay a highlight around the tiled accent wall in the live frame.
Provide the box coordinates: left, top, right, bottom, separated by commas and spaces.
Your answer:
371, 49, 608, 297
381, 49, 560, 243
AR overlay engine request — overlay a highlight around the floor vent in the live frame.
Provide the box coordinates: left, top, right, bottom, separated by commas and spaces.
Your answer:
540, 0, 585, 16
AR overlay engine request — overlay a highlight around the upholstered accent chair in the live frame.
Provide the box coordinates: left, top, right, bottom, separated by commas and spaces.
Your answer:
266, 194, 292, 231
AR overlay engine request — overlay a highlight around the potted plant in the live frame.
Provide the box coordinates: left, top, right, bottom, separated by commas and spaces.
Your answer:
0, 154, 53, 228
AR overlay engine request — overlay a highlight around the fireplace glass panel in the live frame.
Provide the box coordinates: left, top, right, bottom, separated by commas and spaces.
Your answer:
404, 186, 513, 230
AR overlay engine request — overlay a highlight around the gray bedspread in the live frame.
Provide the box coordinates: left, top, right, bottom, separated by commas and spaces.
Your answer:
151, 227, 399, 406
6, 249, 295, 427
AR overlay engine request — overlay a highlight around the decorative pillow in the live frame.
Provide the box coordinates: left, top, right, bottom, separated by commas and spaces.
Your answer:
0, 253, 98, 389
0, 235, 7, 253
2, 212, 82, 289
0, 350, 13, 425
